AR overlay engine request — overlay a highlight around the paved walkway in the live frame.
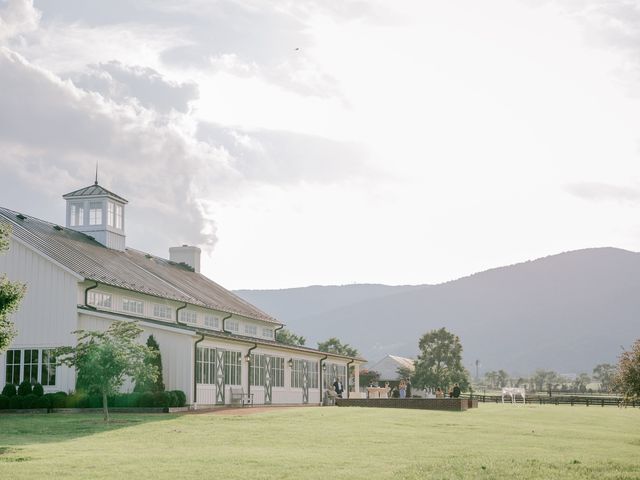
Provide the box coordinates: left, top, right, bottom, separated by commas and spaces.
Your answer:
188, 405, 314, 415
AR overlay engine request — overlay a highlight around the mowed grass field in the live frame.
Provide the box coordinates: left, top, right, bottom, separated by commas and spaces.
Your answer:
0, 404, 639, 479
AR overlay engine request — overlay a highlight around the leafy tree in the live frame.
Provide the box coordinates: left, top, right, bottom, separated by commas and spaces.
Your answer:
276, 328, 306, 346
530, 369, 560, 392
397, 366, 414, 382
484, 370, 498, 388
134, 335, 165, 393
317, 337, 358, 357
0, 224, 26, 353
592, 363, 616, 392
572, 373, 591, 393
496, 370, 510, 388
55, 321, 158, 421
359, 368, 381, 387
613, 338, 640, 405
411, 328, 469, 391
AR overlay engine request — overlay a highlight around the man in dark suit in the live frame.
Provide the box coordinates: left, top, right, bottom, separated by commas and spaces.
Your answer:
333, 378, 344, 398
452, 383, 461, 398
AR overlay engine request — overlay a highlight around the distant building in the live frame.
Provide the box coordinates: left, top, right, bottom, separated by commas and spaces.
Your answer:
368, 355, 415, 381
0, 181, 364, 405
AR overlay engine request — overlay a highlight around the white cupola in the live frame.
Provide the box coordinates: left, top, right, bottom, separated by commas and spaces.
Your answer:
62, 180, 128, 251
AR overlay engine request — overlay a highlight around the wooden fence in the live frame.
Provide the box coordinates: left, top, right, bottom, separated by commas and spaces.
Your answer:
462, 393, 635, 407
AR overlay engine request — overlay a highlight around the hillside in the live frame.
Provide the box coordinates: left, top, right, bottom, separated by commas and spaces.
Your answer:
235, 248, 640, 374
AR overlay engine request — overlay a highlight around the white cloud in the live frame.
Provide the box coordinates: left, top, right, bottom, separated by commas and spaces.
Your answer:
2, 0, 640, 289
0, 0, 39, 41
71, 61, 199, 113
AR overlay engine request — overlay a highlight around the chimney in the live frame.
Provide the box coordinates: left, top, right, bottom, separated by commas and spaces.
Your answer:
169, 245, 201, 273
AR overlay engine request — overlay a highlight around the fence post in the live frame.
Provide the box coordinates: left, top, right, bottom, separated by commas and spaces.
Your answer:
586, 398, 589, 407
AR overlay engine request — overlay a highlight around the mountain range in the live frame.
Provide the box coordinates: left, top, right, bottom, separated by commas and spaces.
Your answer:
235, 248, 640, 375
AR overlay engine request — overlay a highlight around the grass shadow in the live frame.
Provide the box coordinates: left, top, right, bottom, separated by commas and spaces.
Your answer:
0, 413, 182, 447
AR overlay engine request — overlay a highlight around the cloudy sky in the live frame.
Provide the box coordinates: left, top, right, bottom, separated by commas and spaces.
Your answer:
1, 0, 639, 289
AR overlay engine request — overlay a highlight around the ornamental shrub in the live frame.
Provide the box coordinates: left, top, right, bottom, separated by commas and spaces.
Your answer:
113, 394, 127, 408
9, 395, 22, 409
167, 391, 178, 407
65, 393, 89, 408
34, 395, 50, 409
0, 394, 9, 409
153, 391, 170, 408
134, 335, 165, 393
127, 392, 142, 407
17, 380, 32, 396
48, 392, 67, 409
21, 394, 38, 409
140, 392, 155, 407
2, 384, 16, 397
88, 394, 102, 408
172, 390, 186, 407
32, 383, 44, 397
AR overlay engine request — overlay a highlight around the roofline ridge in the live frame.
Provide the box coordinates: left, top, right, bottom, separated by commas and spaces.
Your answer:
127, 247, 279, 323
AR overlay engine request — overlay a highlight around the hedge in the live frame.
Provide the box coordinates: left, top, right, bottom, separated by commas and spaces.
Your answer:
1, 384, 16, 397
0, 388, 187, 410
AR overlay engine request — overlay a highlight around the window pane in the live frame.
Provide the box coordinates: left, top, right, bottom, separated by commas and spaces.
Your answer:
41, 349, 56, 386
5, 349, 20, 385
107, 202, 114, 227
89, 202, 103, 225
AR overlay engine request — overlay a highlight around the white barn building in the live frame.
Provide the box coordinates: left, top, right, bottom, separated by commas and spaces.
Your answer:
0, 182, 364, 406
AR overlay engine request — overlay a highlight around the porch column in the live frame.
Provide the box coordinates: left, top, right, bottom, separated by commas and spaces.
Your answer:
351, 364, 361, 398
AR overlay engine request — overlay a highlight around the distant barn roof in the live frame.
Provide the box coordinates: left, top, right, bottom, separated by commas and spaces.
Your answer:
0, 206, 279, 324
63, 183, 128, 204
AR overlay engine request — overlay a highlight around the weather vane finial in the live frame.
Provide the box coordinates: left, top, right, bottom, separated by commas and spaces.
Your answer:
95, 162, 98, 185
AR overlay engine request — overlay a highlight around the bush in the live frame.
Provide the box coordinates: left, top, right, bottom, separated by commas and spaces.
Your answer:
113, 392, 142, 408
34, 395, 51, 409
46, 392, 67, 409
139, 392, 155, 407
1, 384, 16, 397
32, 383, 44, 397
167, 391, 178, 408
21, 394, 38, 409
127, 392, 142, 407
88, 394, 102, 408
0, 394, 9, 409
153, 391, 170, 408
9, 395, 23, 409
65, 393, 89, 408
17, 380, 32, 396
172, 390, 186, 407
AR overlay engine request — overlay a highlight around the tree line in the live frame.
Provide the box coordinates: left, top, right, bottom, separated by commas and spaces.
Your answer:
481, 364, 616, 393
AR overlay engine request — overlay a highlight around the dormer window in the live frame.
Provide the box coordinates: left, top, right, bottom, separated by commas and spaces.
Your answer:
89, 202, 103, 225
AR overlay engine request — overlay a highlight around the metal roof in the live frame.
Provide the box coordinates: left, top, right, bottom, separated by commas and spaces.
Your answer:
0, 206, 280, 325
62, 183, 128, 204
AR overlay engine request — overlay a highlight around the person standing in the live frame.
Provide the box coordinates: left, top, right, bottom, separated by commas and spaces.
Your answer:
452, 383, 461, 398
333, 378, 344, 398
399, 380, 407, 399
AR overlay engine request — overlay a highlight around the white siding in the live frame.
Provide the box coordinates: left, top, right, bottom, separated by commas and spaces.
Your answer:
78, 312, 195, 402
0, 239, 78, 391
0, 239, 79, 346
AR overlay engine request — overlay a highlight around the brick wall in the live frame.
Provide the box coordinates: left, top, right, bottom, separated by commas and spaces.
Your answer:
335, 398, 469, 411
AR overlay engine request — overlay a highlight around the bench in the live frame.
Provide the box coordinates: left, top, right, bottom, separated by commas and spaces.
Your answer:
230, 387, 254, 407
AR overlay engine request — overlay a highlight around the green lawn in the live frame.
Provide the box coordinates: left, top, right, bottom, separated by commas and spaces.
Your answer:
1, 404, 639, 479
